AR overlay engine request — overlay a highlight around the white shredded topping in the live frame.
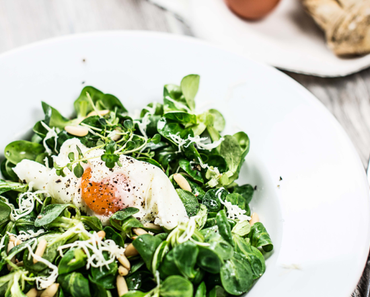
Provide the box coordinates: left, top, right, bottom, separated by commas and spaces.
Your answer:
142, 102, 159, 115
177, 216, 198, 244
216, 188, 251, 222
58, 228, 125, 270
169, 132, 188, 153
167, 217, 209, 247
188, 135, 224, 151
43, 156, 50, 168
25, 239, 58, 290
134, 112, 151, 140
169, 132, 223, 153
15, 229, 45, 241
40, 121, 59, 155
6, 189, 48, 221
0, 235, 6, 251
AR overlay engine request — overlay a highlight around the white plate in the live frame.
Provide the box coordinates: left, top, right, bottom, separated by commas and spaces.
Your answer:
151, 0, 370, 77
0, 31, 369, 296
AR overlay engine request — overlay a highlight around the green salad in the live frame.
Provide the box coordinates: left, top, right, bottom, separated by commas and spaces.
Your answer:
0, 74, 273, 297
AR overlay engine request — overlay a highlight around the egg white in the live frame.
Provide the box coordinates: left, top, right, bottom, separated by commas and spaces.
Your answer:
13, 139, 188, 229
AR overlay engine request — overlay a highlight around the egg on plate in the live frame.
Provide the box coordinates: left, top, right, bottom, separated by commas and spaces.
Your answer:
13, 138, 188, 229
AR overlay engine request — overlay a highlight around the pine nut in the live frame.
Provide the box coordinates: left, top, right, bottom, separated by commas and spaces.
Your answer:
124, 243, 139, 257
116, 275, 128, 297
133, 228, 147, 236
111, 132, 122, 141
87, 110, 110, 117
7, 241, 14, 253
9, 235, 22, 246
33, 239, 47, 264
40, 283, 59, 297
173, 174, 192, 192
26, 288, 38, 297
117, 254, 131, 270
118, 265, 129, 276
143, 223, 162, 231
64, 125, 89, 137
250, 213, 260, 226
97, 230, 106, 240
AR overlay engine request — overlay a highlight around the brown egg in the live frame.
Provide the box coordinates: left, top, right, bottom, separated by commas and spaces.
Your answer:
225, 0, 281, 20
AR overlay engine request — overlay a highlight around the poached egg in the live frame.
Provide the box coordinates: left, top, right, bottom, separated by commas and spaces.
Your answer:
13, 138, 188, 229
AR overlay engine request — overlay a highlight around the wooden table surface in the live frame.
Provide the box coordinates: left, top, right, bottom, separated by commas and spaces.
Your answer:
0, 0, 369, 296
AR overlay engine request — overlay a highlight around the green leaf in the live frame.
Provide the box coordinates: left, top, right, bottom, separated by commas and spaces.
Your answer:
121, 292, 147, 297
180, 74, 200, 111
194, 282, 207, 297
119, 217, 144, 239
173, 241, 199, 279
216, 210, 233, 246
58, 248, 87, 275
0, 201, 11, 223
194, 204, 208, 230
226, 193, 250, 217
137, 157, 164, 171
1, 159, 18, 182
58, 272, 91, 297
208, 285, 227, 297
219, 135, 242, 175
233, 131, 250, 152
73, 163, 84, 178
34, 204, 72, 227
91, 252, 118, 289
164, 112, 197, 125
176, 189, 200, 217
159, 249, 181, 278
81, 216, 103, 231
104, 226, 124, 247
101, 152, 119, 169
152, 134, 161, 144
157, 118, 194, 147
42, 101, 73, 129
4, 141, 44, 165
233, 184, 254, 205
151, 240, 170, 275
23, 232, 76, 273
232, 220, 251, 237
74, 86, 127, 118
111, 207, 140, 222
233, 234, 265, 278
160, 275, 193, 297
208, 109, 225, 132
132, 234, 162, 271
201, 189, 227, 213
178, 159, 203, 183
220, 252, 254, 295
218, 133, 250, 186
248, 222, 273, 252
124, 119, 134, 130
197, 246, 222, 274
68, 152, 75, 162
0, 180, 28, 195
126, 270, 156, 292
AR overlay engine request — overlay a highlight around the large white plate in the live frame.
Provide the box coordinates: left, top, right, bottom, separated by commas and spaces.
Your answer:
0, 31, 369, 296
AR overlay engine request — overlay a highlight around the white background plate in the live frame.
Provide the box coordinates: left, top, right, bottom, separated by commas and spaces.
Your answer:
0, 32, 369, 296
151, 0, 370, 77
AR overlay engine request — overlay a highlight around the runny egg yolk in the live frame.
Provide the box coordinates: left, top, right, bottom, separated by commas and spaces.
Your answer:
81, 167, 131, 216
